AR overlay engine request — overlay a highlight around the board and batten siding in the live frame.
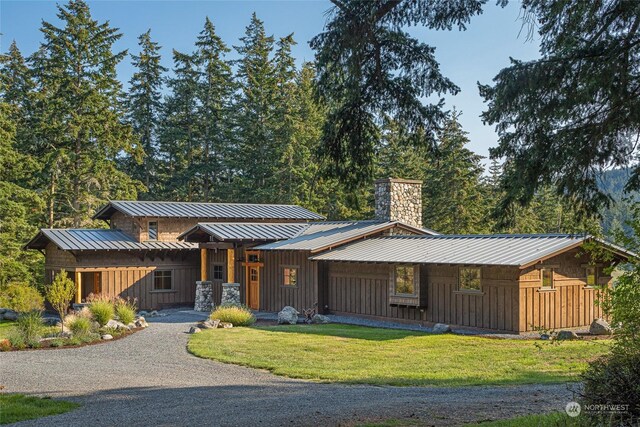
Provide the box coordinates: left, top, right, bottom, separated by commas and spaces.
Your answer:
518, 249, 609, 332
324, 262, 521, 332
260, 250, 318, 312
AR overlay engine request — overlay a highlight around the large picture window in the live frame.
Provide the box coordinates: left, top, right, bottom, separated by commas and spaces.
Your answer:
154, 270, 172, 290
283, 267, 298, 287
459, 267, 481, 291
148, 221, 158, 241
394, 265, 415, 295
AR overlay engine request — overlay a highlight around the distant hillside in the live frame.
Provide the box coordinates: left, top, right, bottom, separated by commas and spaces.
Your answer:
599, 168, 638, 237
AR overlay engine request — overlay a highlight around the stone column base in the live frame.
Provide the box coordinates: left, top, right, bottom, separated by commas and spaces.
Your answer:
194, 281, 214, 312
221, 283, 241, 306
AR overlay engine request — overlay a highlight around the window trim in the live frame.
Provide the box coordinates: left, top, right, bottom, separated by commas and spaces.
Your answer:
457, 266, 483, 293
539, 267, 554, 289
153, 269, 173, 291
392, 264, 417, 296
282, 265, 299, 288
148, 220, 158, 241
212, 263, 224, 281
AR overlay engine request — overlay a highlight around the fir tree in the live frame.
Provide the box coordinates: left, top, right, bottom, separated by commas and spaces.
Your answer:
125, 30, 167, 198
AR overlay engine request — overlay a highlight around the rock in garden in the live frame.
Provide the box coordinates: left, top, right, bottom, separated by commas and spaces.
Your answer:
278, 306, 299, 325
189, 326, 201, 334
2, 310, 18, 321
556, 330, 579, 340
55, 322, 71, 333
432, 323, 451, 334
134, 317, 148, 328
540, 333, 550, 340
150, 310, 158, 317
311, 314, 330, 324
105, 319, 128, 330
101, 334, 113, 340
589, 318, 612, 335
199, 319, 220, 329
220, 322, 233, 329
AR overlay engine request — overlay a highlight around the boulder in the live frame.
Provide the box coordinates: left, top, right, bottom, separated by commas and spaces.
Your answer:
311, 314, 330, 324
2, 310, 18, 321
278, 306, 299, 325
189, 326, 201, 334
0, 308, 7, 314
557, 330, 579, 340
150, 310, 159, 317
101, 334, 113, 340
134, 317, 149, 328
220, 322, 233, 329
105, 319, 129, 331
540, 333, 551, 340
432, 323, 451, 334
589, 318, 613, 336
199, 319, 220, 330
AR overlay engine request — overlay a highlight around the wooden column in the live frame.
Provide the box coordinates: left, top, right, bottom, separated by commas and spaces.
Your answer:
227, 248, 235, 282
74, 271, 82, 304
200, 248, 208, 281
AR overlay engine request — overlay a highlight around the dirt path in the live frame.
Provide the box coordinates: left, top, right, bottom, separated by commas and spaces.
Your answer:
0, 311, 577, 426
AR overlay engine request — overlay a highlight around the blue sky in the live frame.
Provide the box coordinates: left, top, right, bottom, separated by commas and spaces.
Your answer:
1, 0, 540, 162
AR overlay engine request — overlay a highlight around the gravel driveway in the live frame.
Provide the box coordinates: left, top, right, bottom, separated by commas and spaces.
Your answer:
0, 310, 578, 426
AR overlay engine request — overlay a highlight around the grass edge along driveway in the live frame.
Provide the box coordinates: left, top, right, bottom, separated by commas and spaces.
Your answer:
0, 394, 80, 425
188, 324, 609, 387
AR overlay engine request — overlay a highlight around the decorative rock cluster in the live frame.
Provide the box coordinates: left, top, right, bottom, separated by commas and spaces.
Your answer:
194, 281, 214, 312
189, 318, 233, 333
374, 178, 423, 228
221, 283, 241, 305
278, 306, 300, 324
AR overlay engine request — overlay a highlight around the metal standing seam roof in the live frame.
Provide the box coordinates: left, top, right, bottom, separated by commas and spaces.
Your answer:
93, 200, 325, 221
254, 220, 433, 253
178, 222, 311, 242
309, 234, 634, 268
25, 229, 198, 251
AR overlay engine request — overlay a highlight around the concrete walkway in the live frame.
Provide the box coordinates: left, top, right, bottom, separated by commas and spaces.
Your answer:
0, 310, 578, 426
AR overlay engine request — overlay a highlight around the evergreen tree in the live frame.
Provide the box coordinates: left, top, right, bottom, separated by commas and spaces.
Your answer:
31, 0, 141, 226
157, 50, 200, 201
125, 30, 166, 198
194, 17, 235, 201
422, 113, 490, 234
232, 13, 278, 203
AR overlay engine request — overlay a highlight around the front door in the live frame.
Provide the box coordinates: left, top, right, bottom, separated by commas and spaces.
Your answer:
248, 266, 260, 310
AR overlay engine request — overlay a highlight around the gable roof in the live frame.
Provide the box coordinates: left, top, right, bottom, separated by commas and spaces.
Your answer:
309, 234, 635, 268
93, 200, 325, 221
25, 229, 198, 251
179, 222, 310, 243
254, 220, 435, 253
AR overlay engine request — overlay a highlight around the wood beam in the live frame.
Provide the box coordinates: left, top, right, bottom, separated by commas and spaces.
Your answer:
227, 248, 235, 282
74, 271, 82, 304
200, 248, 208, 281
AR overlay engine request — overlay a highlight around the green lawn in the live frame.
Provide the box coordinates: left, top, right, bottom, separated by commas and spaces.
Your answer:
0, 321, 14, 340
0, 394, 79, 425
361, 412, 587, 427
188, 324, 609, 387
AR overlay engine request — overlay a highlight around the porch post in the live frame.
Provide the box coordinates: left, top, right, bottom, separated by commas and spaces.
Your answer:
200, 248, 208, 281
74, 271, 82, 304
227, 248, 235, 283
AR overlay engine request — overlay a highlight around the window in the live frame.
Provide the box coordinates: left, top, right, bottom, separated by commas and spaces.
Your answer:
154, 270, 172, 290
586, 266, 597, 287
541, 268, 554, 288
394, 265, 415, 295
283, 267, 298, 287
148, 221, 158, 241
459, 267, 481, 291
213, 265, 224, 281
248, 253, 260, 263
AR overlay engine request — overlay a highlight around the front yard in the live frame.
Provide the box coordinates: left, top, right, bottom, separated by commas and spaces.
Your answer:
188, 324, 609, 387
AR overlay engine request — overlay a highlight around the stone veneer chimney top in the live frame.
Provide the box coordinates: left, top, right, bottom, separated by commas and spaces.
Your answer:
374, 178, 423, 228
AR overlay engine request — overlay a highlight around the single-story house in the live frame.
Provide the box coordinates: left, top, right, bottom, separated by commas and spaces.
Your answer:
26, 178, 634, 333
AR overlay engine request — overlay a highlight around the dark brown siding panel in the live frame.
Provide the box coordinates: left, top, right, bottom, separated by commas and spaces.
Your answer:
261, 250, 317, 313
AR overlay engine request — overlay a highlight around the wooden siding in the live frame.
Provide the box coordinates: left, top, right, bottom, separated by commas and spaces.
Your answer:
324, 262, 521, 332
518, 249, 610, 332
110, 213, 201, 242
260, 250, 318, 312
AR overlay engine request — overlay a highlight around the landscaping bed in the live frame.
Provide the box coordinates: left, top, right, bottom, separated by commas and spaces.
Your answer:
188, 324, 610, 387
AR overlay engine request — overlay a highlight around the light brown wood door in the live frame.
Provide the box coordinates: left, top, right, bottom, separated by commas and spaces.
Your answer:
248, 266, 260, 310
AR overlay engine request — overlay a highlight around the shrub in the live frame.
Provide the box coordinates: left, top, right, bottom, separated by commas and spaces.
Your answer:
15, 311, 44, 347
45, 270, 76, 333
0, 283, 44, 313
89, 300, 114, 326
210, 304, 255, 327
115, 302, 136, 325
67, 315, 93, 337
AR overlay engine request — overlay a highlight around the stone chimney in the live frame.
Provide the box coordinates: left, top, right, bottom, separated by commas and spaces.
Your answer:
374, 178, 423, 228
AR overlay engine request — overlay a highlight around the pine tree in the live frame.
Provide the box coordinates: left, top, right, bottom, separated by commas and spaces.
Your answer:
232, 13, 278, 203
194, 17, 235, 202
31, 0, 141, 226
125, 30, 166, 198
157, 50, 200, 201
